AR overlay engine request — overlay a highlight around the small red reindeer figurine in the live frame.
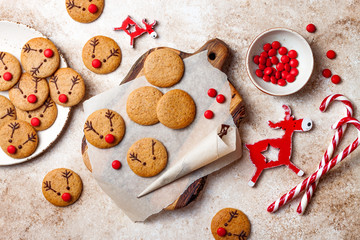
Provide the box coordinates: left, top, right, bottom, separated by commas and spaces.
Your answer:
246, 105, 312, 187
114, 16, 157, 47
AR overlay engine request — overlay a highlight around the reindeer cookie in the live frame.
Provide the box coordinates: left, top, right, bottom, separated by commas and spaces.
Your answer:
42, 168, 83, 207
66, 0, 104, 23
127, 138, 168, 177
0, 96, 16, 128
82, 36, 122, 74
9, 72, 49, 111
0, 52, 22, 91
16, 98, 57, 131
49, 68, 85, 107
84, 109, 125, 149
21, 37, 60, 78
211, 208, 251, 240
0, 120, 38, 159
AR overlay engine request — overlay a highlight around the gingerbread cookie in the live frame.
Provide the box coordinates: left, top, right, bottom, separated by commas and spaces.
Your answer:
82, 36, 122, 74
42, 168, 83, 207
21, 37, 60, 78
16, 98, 57, 131
211, 208, 251, 240
9, 72, 49, 111
144, 49, 184, 88
0, 120, 38, 159
66, 0, 104, 23
0, 96, 16, 128
49, 68, 85, 107
126, 86, 163, 125
127, 138, 167, 177
84, 109, 125, 149
156, 89, 196, 129
0, 52, 22, 91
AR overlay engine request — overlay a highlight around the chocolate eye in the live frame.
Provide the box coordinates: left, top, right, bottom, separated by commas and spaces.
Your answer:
143, 162, 146, 166
18, 145, 22, 149
23, 95, 27, 98
39, 49, 43, 53
4, 66, 7, 70
8, 139, 12, 143
91, 55, 95, 58
28, 115, 31, 118
99, 135, 103, 139
89, 0, 92, 2
82, 7, 86, 11
68, 91, 72, 95
66, 187, 70, 190
34, 90, 37, 93
44, 59, 47, 63
40, 114, 44, 118
57, 192, 61, 196
103, 59, 106, 63
57, 91, 60, 94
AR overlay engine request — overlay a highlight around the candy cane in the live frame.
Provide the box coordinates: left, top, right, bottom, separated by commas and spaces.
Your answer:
296, 94, 353, 214
268, 117, 360, 213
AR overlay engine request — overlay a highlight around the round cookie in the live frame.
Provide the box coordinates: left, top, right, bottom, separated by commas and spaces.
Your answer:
156, 89, 196, 129
21, 37, 60, 78
127, 138, 168, 177
66, 0, 104, 23
49, 68, 85, 107
9, 72, 49, 111
0, 95, 16, 128
144, 49, 184, 88
211, 208, 251, 240
16, 98, 57, 131
0, 52, 22, 91
82, 36, 122, 74
42, 168, 83, 207
84, 109, 125, 149
126, 86, 163, 125
0, 120, 38, 159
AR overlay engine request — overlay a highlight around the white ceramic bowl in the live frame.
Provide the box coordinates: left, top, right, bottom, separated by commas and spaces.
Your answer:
246, 28, 314, 96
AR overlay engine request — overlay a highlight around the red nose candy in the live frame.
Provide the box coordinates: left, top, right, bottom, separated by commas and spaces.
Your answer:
44, 49, 54, 58
61, 193, 71, 202
326, 50, 336, 59
204, 110, 214, 119
105, 134, 115, 143
331, 75, 341, 84
92, 59, 102, 68
7, 145, 16, 154
207, 88, 217, 98
88, 4, 98, 13
112, 160, 122, 170
217, 227, 227, 237
27, 94, 37, 103
59, 94, 68, 103
322, 69, 332, 78
306, 24, 316, 33
216, 94, 225, 103
31, 117, 41, 127
3, 72, 13, 81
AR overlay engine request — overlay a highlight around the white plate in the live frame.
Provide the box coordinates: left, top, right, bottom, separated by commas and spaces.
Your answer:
246, 28, 314, 96
0, 21, 71, 165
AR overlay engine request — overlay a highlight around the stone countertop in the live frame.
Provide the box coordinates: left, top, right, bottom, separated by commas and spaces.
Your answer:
1, 0, 359, 239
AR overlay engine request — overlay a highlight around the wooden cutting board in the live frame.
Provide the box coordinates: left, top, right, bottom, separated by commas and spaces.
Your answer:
81, 38, 245, 210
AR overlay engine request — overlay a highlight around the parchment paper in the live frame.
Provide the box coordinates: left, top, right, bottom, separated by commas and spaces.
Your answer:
83, 51, 242, 221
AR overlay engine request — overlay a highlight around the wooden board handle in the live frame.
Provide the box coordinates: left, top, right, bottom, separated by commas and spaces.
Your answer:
194, 38, 229, 71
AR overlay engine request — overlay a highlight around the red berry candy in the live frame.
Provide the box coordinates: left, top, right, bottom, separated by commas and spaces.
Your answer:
258, 64, 266, 70
331, 75, 341, 84
270, 76, 277, 84
290, 68, 299, 76
264, 67, 272, 75
216, 94, 225, 103
281, 71, 289, 79
112, 160, 122, 170
278, 79, 287, 86
266, 58, 272, 67
263, 43, 272, 52
92, 59, 102, 68
271, 56, 279, 65
281, 55, 290, 63
272, 41, 281, 49
326, 50, 336, 59
88, 4, 98, 13
322, 69, 332, 78
59, 94, 68, 103
268, 48, 277, 57
259, 56, 266, 65
217, 227, 227, 237
276, 63, 284, 71
31, 117, 40, 127
286, 74, 296, 83
284, 63, 291, 72
278, 47, 288, 55
263, 75, 270, 82
3, 72, 13, 81
44, 49, 54, 58
260, 52, 268, 58
27, 94, 37, 103
105, 134, 115, 143
275, 71, 281, 79
61, 193, 71, 202
288, 50, 298, 59
253, 55, 260, 65
204, 110, 214, 119
255, 69, 263, 77
306, 24, 316, 33
289, 59, 299, 68
207, 88, 217, 97
7, 145, 16, 154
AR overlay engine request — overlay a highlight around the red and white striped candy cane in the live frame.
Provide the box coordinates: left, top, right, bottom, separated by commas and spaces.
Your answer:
297, 94, 353, 214
268, 117, 360, 213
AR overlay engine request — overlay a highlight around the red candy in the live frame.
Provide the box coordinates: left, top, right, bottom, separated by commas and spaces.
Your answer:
290, 68, 299, 76
253, 55, 260, 64
61, 193, 71, 202
264, 67, 272, 75
270, 76, 277, 84
255, 69, 263, 77
216, 94, 225, 103
278, 47, 288, 55
268, 48, 277, 57
306, 24, 316, 33
281, 71, 288, 79
204, 110, 214, 119
92, 59, 102, 68
105, 134, 115, 143
286, 74, 296, 83
207, 88, 217, 97
3, 72, 13, 81
326, 50, 336, 59
288, 50, 298, 59
31, 117, 40, 127
260, 52, 268, 58
322, 69, 332, 78
258, 64, 266, 70
271, 56, 279, 65
289, 59, 299, 68
88, 4, 98, 13
263, 75, 270, 82
331, 75, 341, 84
27, 94, 37, 103
263, 43, 272, 52
259, 56, 266, 65
276, 63, 284, 71
217, 227, 227, 237
272, 41, 281, 49
266, 58, 272, 67
112, 160, 122, 170
281, 55, 290, 63
278, 79, 286, 86
44, 49, 54, 58
284, 63, 291, 72
59, 94, 68, 103
7, 145, 16, 154
275, 71, 281, 79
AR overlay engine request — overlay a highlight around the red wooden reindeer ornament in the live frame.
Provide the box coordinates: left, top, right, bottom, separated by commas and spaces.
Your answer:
246, 105, 312, 187
113, 16, 157, 48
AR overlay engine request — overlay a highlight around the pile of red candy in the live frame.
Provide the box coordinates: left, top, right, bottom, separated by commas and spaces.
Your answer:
253, 41, 299, 87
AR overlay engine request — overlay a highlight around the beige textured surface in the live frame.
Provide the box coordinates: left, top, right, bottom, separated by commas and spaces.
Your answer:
0, 0, 359, 239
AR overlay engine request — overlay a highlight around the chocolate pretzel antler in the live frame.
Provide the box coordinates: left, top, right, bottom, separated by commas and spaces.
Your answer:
23, 133, 37, 145
90, 38, 99, 53
84, 121, 100, 135
1, 108, 15, 119
66, 0, 81, 10
0, 52, 6, 65
61, 170, 73, 186
42, 99, 54, 113
43, 181, 57, 193
8, 122, 20, 138
105, 110, 115, 127
23, 44, 37, 53
129, 152, 142, 163
30, 62, 43, 76
70, 75, 80, 91
49, 75, 59, 90
107, 48, 120, 60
